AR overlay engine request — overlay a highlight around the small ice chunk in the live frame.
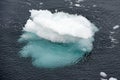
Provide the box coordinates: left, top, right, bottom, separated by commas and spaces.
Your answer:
109, 77, 117, 80
100, 72, 107, 78
113, 25, 120, 30
40, 2, 43, 5
74, 4, 81, 7
93, 5, 97, 7
109, 36, 119, 44
69, 2, 73, 5
110, 31, 115, 34
55, 9, 58, 12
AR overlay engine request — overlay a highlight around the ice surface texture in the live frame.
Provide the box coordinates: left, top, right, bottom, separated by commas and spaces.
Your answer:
19, 10, 98, 68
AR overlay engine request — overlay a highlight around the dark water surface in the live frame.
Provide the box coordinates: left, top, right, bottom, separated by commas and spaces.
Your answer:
0, 0, 120, 80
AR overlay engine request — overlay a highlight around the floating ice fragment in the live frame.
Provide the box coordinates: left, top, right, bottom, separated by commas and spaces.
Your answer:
19, 9, 98, 68
113, 25, 120, 30
93, 5, 97, 7
109, 77, 118, 80
100, 72, 107, 78
39, 2, 43, 5
109, 35, 119, 44
100, 72, 118, 80
74, 4, 81, 7
110, 31, 115, 34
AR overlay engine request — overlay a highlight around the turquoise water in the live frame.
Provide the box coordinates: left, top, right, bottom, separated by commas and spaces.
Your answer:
19, 32, 92, 68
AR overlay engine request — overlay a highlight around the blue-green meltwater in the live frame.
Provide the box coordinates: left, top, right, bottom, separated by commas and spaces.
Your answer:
19, 10, 98, 68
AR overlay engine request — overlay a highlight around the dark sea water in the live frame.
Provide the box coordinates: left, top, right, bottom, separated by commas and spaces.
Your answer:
0, 0, 120, 80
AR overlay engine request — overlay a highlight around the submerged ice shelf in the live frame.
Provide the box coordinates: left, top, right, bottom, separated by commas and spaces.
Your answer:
19, 9, 98, 68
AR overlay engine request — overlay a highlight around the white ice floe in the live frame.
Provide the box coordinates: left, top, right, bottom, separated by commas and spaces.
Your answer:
110, 31, 115, 34
93, 5, 97, 7
100, 72, 107, 78
108, 25, 120, 48
100, 72, 118, 80
113, 25, 120, 30
69, 2, 73, 5
19, 9, 99, 68
39, 2, 43, 5
65, 0, 84, 8
74, 4, 81, 7
109, 36, 118, 44
23, 10, 98, 43
109, 77, 118, 80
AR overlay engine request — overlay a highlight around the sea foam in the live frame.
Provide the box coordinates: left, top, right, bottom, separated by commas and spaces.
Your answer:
19, 10, 98, 68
